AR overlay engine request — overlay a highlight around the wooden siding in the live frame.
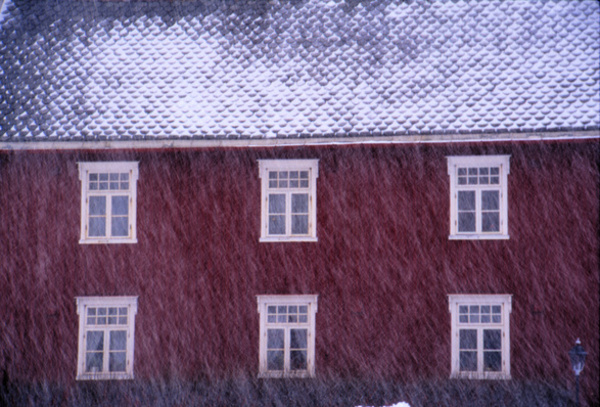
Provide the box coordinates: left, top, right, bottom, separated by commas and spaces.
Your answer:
0, 142, 597, 399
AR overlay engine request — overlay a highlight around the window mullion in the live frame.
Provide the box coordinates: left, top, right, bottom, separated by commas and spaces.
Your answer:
284, 328, 290, 373
286, 191, 292, 236
476, 189, 482, 233
106, 194, 112, 238
103, 329, 109, 373
477, 327, 484, 374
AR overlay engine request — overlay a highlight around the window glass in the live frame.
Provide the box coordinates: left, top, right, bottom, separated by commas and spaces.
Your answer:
85, 331, 104, 373
450, 294, 511, 379
267, 329, 285, 370
258, 295, 317, 377
76, 296, 137, 380
259, 160, 318, 242
109, 331, 127, 372
268, 194, 286, 235
484, 329, 502, 371
79, 162, 138, 243
448, 156, 509, 239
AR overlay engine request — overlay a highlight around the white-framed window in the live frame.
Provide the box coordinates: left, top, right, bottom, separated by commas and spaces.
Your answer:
447, 155, 510, 240
448, 294, 512, 380
258, 159, 319, 242
78, 162, 139, 244
256, 294, 318, 378
76, 296, 138, 380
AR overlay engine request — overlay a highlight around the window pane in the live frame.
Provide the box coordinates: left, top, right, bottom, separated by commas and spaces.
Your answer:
267, 350, 284, 371
458, 191, 475, 210
111, 217, 129, 237
267, 329, 284, 349
85, 352, 103, 373
484, 351, 502, 372
112, 196, 129, 216
481, 191, 499, 210
291, 194, 308, 213
86, 331, 104, 352
482, 212, 499, 232
459, 329, 477, 350
89, 218, 106, 237
290, 329, 307, 349
290, 350, 307, 371
483, 329, 501, 350
110, 331, 127, 351
291, 215, 308, 234
89, 196, 106, 215
460, 351, 477, 371
458, 212, 475, 232
268, 194, 285, 214
85, 331, 104, 373
109, 352, 127, 372
269, 216, 286, 235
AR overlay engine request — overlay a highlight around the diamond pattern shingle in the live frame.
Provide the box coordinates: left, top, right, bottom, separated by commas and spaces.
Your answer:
0, 0, 599, 142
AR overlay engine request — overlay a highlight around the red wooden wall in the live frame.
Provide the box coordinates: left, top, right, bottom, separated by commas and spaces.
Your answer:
0, 141, 597, 400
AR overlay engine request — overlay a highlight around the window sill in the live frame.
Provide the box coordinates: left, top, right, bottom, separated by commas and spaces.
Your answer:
258, 371, 314, 379
259, 236, 318, 243
448, 234, 509, 241
76, 372, 134, 381
79, 238, 138, 245
450, 372, 511, 380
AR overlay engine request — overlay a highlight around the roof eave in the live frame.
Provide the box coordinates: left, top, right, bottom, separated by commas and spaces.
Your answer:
1, 129, 599, 151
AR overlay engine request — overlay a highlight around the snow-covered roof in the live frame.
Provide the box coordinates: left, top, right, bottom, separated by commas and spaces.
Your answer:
0, 0, 599, 146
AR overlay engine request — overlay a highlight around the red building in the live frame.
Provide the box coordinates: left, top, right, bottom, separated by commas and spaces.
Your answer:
1, 0, 598, 405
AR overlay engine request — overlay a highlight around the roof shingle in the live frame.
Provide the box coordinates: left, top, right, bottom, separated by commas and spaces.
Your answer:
1, 0, 599, 142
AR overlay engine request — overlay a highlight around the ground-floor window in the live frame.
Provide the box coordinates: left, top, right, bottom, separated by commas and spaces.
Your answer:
256, 294, 318, 378
448, 294, 512, 379
76, 296, 138, 380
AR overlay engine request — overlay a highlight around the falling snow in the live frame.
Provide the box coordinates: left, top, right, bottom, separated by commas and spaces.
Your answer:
0, 0, 599, 406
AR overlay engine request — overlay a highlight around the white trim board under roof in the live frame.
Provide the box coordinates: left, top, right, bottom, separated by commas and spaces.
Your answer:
1, 130, 598, 151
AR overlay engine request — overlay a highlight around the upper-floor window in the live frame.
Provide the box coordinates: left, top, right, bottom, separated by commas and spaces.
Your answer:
447, 156, 510, 240
78, 162, 139, 244
448, 294, 512, 380
76, 296, 138, 380
258, 159, 318, 242
256, 294, 318, 378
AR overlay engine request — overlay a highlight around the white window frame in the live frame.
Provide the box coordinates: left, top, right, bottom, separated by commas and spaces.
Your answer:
447, 155, 510, 240
258, 159, 319, 242
257, 294, 318, 378
448, 294, 512, 380
78, 162, 139, 244
75, 296, 138, 380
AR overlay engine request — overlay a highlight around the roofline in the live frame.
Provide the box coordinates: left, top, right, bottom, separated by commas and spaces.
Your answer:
1, 130, 598, 151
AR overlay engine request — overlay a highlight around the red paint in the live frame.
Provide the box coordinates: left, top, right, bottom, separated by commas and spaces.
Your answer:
0, 142, 597, 402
